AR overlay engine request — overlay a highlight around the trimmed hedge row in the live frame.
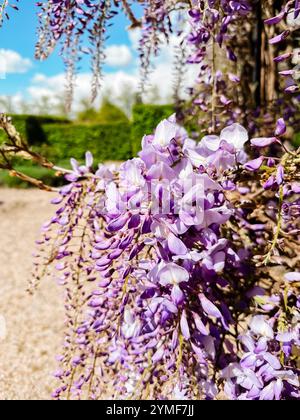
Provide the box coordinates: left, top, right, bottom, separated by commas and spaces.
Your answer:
0, 105, 176, 187
0, 105, 174, 161
41, 122, 133, 162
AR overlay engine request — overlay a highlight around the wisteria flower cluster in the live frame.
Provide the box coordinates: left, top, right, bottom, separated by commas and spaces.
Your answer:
33, 116, 300, 400
0, 0, 299, 402
223, 316, 299, 400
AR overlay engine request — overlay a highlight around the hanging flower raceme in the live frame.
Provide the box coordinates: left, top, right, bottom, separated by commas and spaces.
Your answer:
243, 117, 300, 264
0, 0, 19, 27
33, 115, 299, 400
185, 0, 252, 132
265, 0, 300, 94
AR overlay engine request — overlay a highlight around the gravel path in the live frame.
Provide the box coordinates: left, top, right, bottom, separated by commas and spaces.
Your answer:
0, 189, 63, 400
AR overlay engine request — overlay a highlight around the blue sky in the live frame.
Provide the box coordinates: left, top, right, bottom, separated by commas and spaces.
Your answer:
0, 3, 192, 115
0, 3, 137, 96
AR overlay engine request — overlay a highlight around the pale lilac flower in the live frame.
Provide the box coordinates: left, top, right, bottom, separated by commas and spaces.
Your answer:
284, 272, 300, 282
250, 316, 274, 339
158, 263, 189, 286
220, 123, 249, 150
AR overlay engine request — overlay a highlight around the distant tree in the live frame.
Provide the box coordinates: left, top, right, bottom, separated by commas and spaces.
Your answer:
77, 98, 129, 124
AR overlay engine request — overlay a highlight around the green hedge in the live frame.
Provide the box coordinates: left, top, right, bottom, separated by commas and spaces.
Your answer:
0, 114, 71, 146
293, 133, 300, 147
41, 122, 133, 163
0, 105, 174, 159
131, 104, 175, 155
0, 105, 176, 188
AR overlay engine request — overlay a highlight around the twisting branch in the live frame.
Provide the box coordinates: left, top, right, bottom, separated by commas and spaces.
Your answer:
0, 114, 63, 191
120, 0, 141, 28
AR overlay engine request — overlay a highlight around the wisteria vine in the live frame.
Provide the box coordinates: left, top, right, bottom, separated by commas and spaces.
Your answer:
0, 0, 299, 400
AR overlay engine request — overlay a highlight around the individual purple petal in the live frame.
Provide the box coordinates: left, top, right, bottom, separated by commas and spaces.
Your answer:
269, 30, 290, 45
228, 73, 240, 83
96, 257, 111, 267
239, 334, 255, 352
259, 382, 275, 400
285, 85, 299, 93
226, 46, 237, 62
220, 123, 248, 150
240, 353, 257, 369
276, 331, 294, 342
65, 173, 79, 182
55, 262, 66, 271
222, 180, 236, 190
152, 346, 165, 363
267, 158, 276, 167
171, 285, 185, 305
58, 216, 69, 226
244, 156, 265, 171
263, 353, 281, 370
94, 239, 113, 250
51, 196, 63, 205
167, 232, 188, 256
250, 137, 277, 147
152, 118, 178, 148
273, 53, 292, 62
274, 379, 283, 400
247, 386, 261, 399
274, 118, 286, 137
199, 294, 222, 319
192, 312, 209, 335
190, 343, 206, 363
263, 175, 276, 190
162, 299, 178, 314
200, 336, 216, 359
109, 248, 123, 260
88, 298, 103, 308
128, 214, 141, 229
180, 310, 191, 340
255, 337, 268, 353
276, 165, 284, 185
295, 2, 300, 19
70, 158, 80, 173
107, 214, 129, 232
264, 12, 286, 25
279, 70, 294, 76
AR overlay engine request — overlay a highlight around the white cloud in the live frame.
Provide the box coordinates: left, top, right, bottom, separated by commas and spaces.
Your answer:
26, 71, 138, 116
0, 15, 198, 117
104, 45, 133, 67
0, 49, 32, 77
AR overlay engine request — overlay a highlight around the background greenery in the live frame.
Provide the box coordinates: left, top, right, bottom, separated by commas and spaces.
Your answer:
0, 103, 174, 188
1, 102, 298, 188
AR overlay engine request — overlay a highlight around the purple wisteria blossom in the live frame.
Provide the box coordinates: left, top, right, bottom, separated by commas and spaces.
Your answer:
34, 112, 300, 400
223, 316, 299, 400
